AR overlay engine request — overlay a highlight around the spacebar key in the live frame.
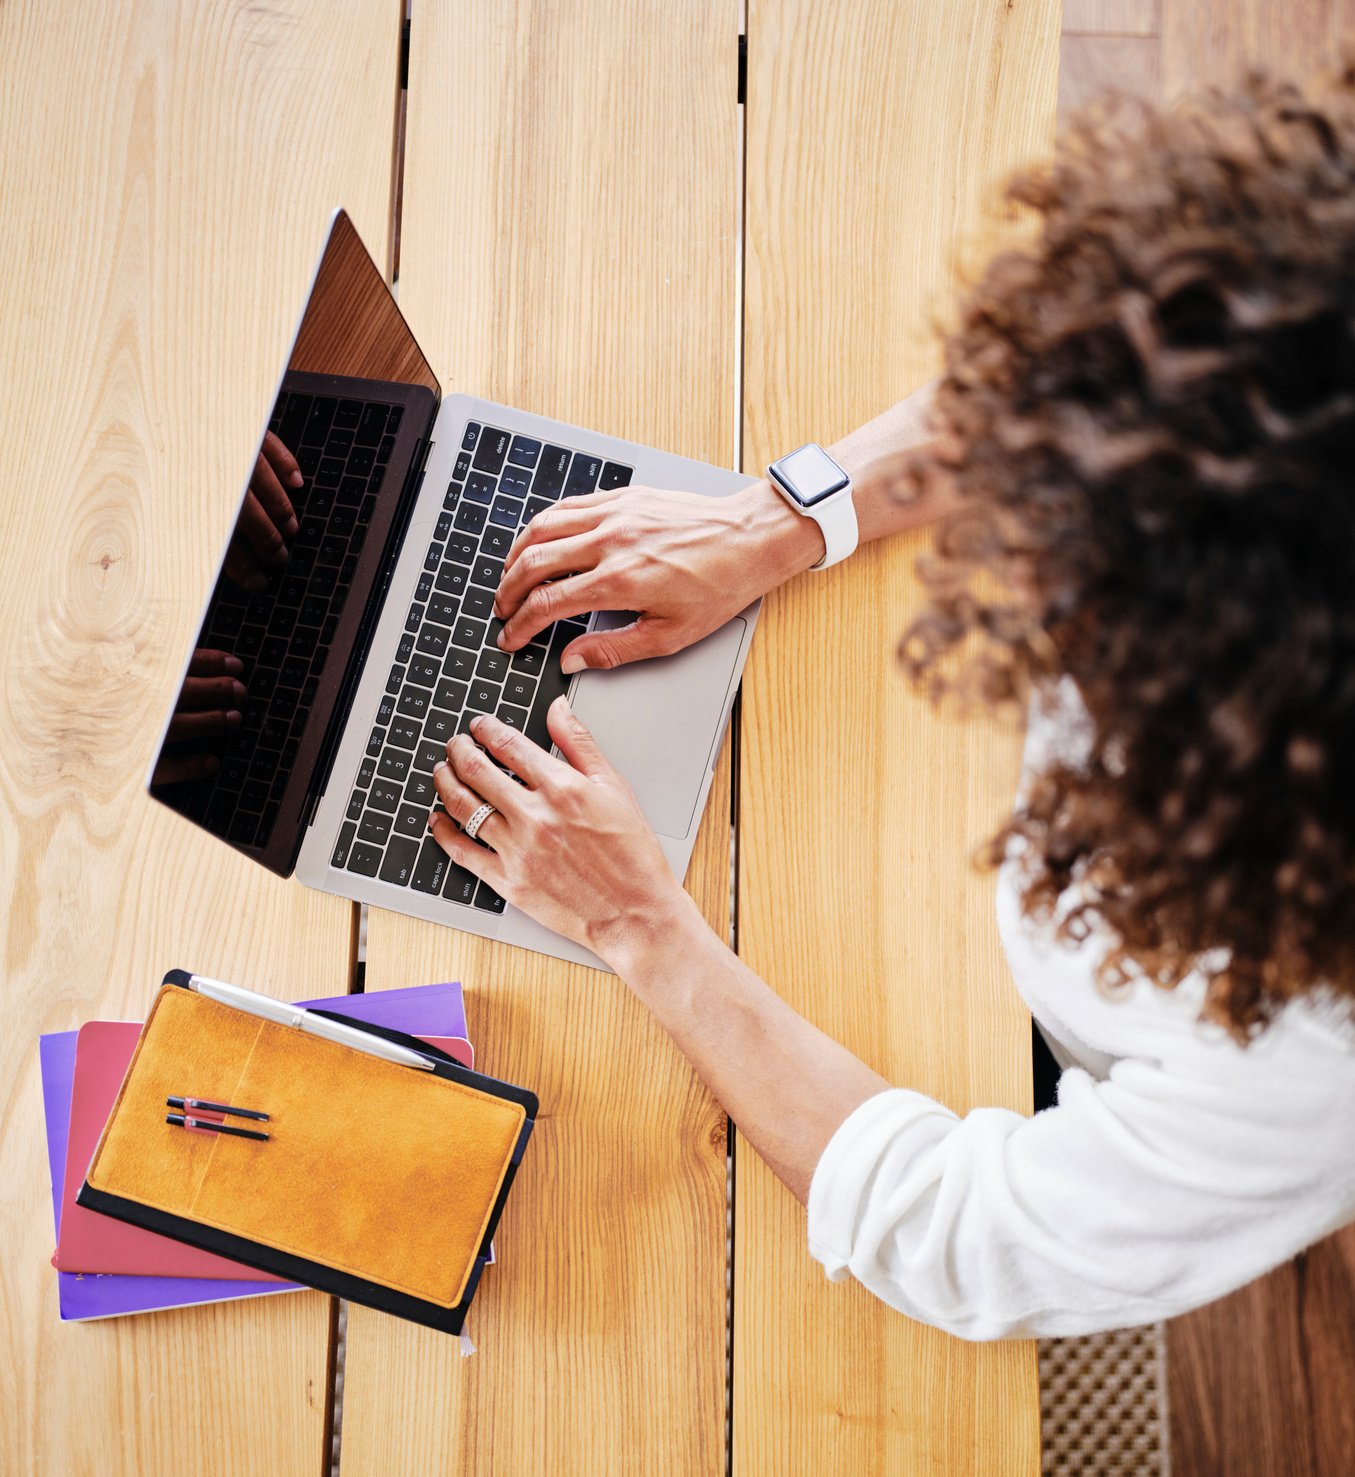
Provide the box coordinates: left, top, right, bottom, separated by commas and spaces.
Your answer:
523, 628, 576, 751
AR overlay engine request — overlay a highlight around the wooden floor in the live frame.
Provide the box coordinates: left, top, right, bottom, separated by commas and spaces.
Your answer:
1059, 4, 1355, 1473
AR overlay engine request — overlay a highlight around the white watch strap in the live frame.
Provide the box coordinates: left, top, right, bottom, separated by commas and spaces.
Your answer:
807, 490, 858, 571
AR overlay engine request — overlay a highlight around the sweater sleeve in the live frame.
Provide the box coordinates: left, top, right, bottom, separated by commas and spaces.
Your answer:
805, 1051, 1355, 1340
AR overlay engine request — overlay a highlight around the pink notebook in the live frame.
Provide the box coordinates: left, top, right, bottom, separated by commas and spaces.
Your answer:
55, 1020, 472, 1279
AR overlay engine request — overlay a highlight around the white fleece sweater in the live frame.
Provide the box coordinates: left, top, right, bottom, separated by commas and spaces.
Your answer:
805, 689, 1355, 1340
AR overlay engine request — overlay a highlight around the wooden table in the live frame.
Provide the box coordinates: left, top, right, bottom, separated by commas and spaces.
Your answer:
0, 2, 1056, 1473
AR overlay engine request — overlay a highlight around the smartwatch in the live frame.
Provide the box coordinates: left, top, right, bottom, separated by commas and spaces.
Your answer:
766, 443, 858, 570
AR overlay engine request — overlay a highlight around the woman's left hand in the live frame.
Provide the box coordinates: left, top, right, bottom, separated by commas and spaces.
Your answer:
427, 699, 694, 965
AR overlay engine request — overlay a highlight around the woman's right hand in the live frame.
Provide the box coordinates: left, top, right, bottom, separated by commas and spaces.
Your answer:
492, 479, 822, 673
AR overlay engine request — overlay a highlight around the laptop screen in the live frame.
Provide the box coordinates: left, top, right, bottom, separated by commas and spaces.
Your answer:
148, 211, 440, 874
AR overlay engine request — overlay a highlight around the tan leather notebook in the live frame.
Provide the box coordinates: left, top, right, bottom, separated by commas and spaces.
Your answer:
78, 974, 536, 1332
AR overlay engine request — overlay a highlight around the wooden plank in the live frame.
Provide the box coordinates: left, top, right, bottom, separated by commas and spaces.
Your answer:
735, 2, 1058, 1472
1167, 1225, 1355, 1475
0, 2, 401, 1474
338, 2, 740, 1473
1059, 33, 1161, 117
1063, 0, 1158, 35
1161, 0, 1355, 100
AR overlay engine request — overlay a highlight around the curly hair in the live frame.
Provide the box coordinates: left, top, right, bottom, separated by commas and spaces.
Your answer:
900, 66, 1355, 1039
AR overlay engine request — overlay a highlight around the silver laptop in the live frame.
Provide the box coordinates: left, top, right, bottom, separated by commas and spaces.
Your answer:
148, 210, 757, 970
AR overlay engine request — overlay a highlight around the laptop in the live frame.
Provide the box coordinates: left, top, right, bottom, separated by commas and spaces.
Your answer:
148, 210, 758, 970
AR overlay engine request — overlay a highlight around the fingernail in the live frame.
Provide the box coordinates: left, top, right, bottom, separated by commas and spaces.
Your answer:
470, 714, 486, 733
283, 516, 299, 538
561, 654, 585, 675
270, 547, 289, 568
226, 710, 242, 728
231, 680, 247, 704
433, 760, 448, 778
203, 755, 220, 774
288, 471, 304, 489
223, 656, 244, 676
495, 631, 508, 649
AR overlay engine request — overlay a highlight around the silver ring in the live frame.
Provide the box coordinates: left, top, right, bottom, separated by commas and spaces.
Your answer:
463, 801, 497, 841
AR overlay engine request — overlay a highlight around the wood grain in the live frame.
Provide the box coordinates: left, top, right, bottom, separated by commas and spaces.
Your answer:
1161, 0, 1355, 100
1063, 0, 1158, 34
735, 2, 1058, 1472
338, 2, 740, 1473
0, 2, 401, 1473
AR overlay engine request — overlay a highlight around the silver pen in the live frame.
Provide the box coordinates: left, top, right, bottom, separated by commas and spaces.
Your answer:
186, 975, 435, 1071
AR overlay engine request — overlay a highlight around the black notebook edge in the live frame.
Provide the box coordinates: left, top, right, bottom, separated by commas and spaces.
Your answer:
75, 968, 537, 1336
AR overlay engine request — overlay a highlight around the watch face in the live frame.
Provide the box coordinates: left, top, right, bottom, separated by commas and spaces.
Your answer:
771, 443, 850, 507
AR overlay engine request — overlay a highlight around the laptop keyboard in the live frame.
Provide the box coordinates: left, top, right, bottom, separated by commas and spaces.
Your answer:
330, 421, 633, 913
193, 391, 401, 849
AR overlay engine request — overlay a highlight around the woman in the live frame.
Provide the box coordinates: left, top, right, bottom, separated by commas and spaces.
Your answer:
426, 71, 1355, 1338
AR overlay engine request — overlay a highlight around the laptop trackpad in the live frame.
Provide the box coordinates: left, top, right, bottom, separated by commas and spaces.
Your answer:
568, 616, 746, 839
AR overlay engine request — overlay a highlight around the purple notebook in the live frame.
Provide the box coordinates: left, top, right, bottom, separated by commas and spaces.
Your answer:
41, 981, 467, 1321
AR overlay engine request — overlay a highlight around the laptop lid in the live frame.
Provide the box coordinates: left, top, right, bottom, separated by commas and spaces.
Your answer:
148, 210, 441, 875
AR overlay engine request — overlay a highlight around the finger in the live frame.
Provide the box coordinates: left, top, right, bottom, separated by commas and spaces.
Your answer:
467, 713, 559, 788
502, 503, 609, 576
559, 618, 681, 675
222, 535, 271, 592
236, 490, 290, 568
186, 649, 245, 679
545, 695, 613, 779
497, 572, 606, 652
431, 755, 511, 848
444, 733, 523, 815
261, 431, 305, 492
165, 708, 241, 742
152, 752, 221, 785
428, 811, 509, 890
249, 450, 299, 539
178, 675, 247, 711
494, 533, 601, 620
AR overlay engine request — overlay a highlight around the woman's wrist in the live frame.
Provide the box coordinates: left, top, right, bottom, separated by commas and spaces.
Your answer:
597, 883, 712, 995
730, 478, 825, 590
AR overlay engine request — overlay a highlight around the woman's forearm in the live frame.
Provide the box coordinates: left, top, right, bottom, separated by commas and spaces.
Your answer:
734, 379, 952, 592
606, 894, 890, 1203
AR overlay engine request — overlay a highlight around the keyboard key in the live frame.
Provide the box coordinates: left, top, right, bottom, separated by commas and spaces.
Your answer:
409, 605, 429, 639
534, 446, 571, 498
461, 422, 481, 453
376, 694, 398, 727
503, 671, 535, 706
386, 663, 405, 695
435, 562, 469, 599
563, 455, 602, 498
405, 771, 436, 806
497, 703, 529, 731
427, 592, 460, 625
424, 543, 442, 572
445, 534, 477, 563
483, 525, 514, 558
333, 399, 361, 430
379, 835, 420, 887
389, 716, 421, 749
410, 835, 450, 894
500, 464, 531, 498
357, 403, 388, 447
464, 471, 496, 504
415, 739, 445, 773
377, 433, 395, 465
453, 501, 487, 536
393, 805, 426, 839
280, 392, 312, 448
510, 644, 544, 677
472, 426, 511, 475
443, 647, 476, 681
415, 624, 450, 657
424, 708, 457, 745
599, 460, 633, 490
477, 648, 509, 681
396, 632, 416, 663
469, 679, 501, 712
369, 778, 402, 812
358, 810, 393, 846
378, 748, 410, 782
347, 840, 383, 877
337, 475, 366, 507
357, 757, 377, 787
303, 397, 337, 447
453, 616, 487, 649
463, 586, 494, 621
489, 496, 523, 529
471, 554, 503, 588
473, 881, 507, 914
452, 451, 472, 481
507, 435, 541, 469
444, 482, 461, 513
330, 822, 357, 869
443, 861, 478, 905
435, 511, 454, 542
316, 457, 344, 488
408, 654, 440, 686
398, 684, 432, 719
366, 726, 387, 757
435, 677, 469, 711
524, 496, 552, 524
